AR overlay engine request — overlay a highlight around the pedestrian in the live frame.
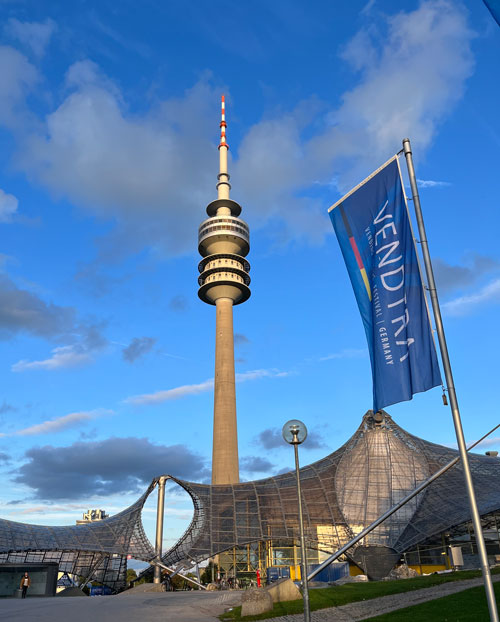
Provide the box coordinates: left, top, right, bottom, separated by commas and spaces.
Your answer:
161, 572, 172, 592
20, 572, 30, 598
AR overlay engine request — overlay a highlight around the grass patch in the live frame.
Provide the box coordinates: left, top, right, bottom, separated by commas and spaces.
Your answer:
219, 568, 500, 621
362, 581, 500, 621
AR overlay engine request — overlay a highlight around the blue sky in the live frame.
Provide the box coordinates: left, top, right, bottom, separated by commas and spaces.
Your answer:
0, 0, 499, 559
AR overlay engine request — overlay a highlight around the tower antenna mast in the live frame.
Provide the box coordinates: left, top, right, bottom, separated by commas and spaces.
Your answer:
197, 96, 251, 485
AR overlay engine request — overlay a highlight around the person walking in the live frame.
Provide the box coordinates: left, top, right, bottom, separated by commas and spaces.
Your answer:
161, 572, 172, 592
20, 572, 30, 598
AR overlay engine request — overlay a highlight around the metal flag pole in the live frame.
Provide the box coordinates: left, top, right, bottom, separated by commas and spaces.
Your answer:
402, 138, 499, 622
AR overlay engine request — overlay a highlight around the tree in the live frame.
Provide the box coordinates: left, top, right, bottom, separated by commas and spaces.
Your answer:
200, 561, 218, 585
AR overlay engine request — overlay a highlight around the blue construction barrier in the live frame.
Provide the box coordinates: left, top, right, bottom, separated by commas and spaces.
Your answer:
308, 562, 349, 583
90, 585, 113, 596
266, 566, 291, 584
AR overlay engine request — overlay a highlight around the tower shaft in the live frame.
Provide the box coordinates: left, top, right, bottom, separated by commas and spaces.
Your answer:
197, 96, 251, 486
212, 297, 239, 484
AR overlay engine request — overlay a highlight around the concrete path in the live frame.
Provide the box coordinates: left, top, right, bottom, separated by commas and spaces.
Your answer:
0, 588, 242, 622
269, 574, 500, 621
1, 575, 498, 622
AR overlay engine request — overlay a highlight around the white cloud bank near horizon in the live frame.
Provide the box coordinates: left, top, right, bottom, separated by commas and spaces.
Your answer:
0, 1, 475, 257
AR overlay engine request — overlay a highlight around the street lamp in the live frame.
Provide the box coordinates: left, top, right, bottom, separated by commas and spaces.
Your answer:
282, 419, 311, 622
154, 476, 167, 583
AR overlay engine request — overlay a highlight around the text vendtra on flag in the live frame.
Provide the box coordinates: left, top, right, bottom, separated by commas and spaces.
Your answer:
328, 156, 441, 411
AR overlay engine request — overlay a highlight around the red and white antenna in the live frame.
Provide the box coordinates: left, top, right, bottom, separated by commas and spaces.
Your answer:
219, 94, 228, 150
217, 94, 230, 200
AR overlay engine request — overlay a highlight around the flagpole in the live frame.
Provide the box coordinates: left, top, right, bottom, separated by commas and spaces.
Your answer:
402, 138, 499, 622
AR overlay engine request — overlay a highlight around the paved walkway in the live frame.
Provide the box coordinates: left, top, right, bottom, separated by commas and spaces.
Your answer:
1, 576, 498, 622
0, 588, 242, 622
269, 575, 500, 621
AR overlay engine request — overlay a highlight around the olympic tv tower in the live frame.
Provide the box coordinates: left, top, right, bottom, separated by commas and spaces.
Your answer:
198, 96, 251, 485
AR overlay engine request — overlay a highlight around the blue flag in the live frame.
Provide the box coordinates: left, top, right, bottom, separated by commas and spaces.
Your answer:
484, 1, 500, 27
328, 157, 441, 411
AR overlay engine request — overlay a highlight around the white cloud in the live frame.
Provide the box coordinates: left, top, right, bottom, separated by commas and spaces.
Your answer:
447, 432, 500, 451
18, 74, 217, 257
319, 348, 367, 362
125, 378, 214, 406
0, 409, 112, 437
12, 345, 92, 372
442, 278, 500, 316
16, 505, 82, 516
125, 368, 290, 406
65, 59, 114, 90
0, 46, 38, 130
417, 179, 451, 188
0, 2, 475, 255
235, 368, 292, 381
232, 0, 474, 235
338, 0, 473, 160
4, 18, 57, 57
360, 0, 376, 16
0, 189, 18, 222
473, 436, 500, 449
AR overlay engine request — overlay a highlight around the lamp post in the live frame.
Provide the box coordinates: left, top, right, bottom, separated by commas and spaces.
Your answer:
153, 476, 167, 584
282, 419, 310, 622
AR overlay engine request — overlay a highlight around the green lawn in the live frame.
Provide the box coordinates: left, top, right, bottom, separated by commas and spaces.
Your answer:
362, 581, 500, 621
219, 568, 500, 621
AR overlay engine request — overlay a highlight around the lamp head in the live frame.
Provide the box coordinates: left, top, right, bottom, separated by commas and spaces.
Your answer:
282, 419, 308, 445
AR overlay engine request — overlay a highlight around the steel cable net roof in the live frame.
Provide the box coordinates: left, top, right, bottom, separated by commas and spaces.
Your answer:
0, 479, 157, 590
1, 411, 500, 585
161, 411, 500, 579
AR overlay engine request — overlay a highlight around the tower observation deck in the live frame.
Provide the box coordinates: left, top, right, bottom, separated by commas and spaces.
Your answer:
198, 96, 250, 485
